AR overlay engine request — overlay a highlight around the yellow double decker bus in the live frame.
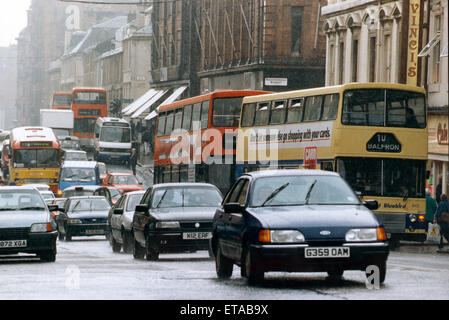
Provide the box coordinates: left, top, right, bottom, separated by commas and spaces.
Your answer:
236, 83, 427, 245
8, 127, 62, 194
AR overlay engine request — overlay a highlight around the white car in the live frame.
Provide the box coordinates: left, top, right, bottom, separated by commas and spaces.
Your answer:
23, 184, 51, 192
40, 191, 56, 204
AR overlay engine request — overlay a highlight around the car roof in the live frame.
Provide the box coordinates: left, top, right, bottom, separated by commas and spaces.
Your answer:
124, 190, 146, 196
0, 186, 40, 192
243, 169, 340, 179
153, 183, 220, 189
67, 196, 108, 200
62, 161, 97, 168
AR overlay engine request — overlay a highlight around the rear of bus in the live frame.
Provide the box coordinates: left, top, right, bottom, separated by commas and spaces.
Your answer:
154, 90, 267, 195
236, 83, 428, 243
72, 88, 108, 150
52, 93, 72, 110
9, 127, 62, 194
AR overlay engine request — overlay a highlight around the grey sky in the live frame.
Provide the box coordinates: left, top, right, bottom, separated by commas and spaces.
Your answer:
0, 1, 31, 47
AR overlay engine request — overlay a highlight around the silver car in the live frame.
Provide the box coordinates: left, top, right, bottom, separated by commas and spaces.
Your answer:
109, 190, 145, 253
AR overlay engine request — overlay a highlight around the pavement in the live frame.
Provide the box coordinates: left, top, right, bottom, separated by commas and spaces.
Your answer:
136, 150, 154, 187
395, 241, 449, 254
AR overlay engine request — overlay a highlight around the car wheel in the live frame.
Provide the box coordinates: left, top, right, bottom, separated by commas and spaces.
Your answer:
208, 246, 215, 259
58, 231, 64, 241
327, 269, 344, 280
133, 239, 145, 260
245, 245, 264, 286
111, 235, 121, 253
377, 261, 387, 284
145, 235, 159, 261
122, 230, 134, 254
215, 244, 233, 279
64, 225, 72, 242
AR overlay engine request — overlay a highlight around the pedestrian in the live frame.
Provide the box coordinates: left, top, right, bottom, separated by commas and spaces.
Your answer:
434, 194, 449, 249
436, 178, 442, 204
8, 178, 19, 186
129, 148, 138, 176
425, 190, 437, 232
142, 130, 152, 156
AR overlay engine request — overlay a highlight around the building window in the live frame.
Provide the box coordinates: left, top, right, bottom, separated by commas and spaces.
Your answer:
352, 39, 359, 82
369, 36, 377, 82
329, 43, 335, 85
383, 34, 392, 82
338, 41, 345, 84
291, 6, 304, 58
432, 15, 441, 83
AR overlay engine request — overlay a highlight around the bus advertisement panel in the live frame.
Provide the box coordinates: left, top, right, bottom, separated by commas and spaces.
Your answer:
153, 90, 268, 194
236, 83, 427, 245
8, 127, 62, 193
72, 88, 108, 149
52, 92, 72, 110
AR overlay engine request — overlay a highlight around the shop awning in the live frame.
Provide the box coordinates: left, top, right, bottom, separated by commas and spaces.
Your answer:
418, 32, 441, 57
144, 86, 188, 121
122, 89, 157, 115
131, 90, 167, 119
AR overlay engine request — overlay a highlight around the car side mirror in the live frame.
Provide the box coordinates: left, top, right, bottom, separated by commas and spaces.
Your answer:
48, 204, 59, 212
223, 203, 243, 214
135, 204, 149, 216
113, 208, 124, 215
363, 200, 379, 211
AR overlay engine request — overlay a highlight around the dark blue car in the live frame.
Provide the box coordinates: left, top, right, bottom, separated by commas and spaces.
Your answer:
211, 169, 389, 285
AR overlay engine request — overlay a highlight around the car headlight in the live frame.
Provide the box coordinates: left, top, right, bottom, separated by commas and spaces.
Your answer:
345, 228, 384, 242
259, 230, 305, 243
30, 223, 53, 233
67, 219, 82, 225
155, 221, 180, 229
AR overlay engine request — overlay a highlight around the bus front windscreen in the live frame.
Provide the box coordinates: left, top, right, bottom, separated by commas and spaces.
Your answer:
100, 127, 131, 143
13, 149, 60, 168
73, 91, 106, 105
53, 95, 72, 106
74, 118, 97, 133
212, 97, 244, 127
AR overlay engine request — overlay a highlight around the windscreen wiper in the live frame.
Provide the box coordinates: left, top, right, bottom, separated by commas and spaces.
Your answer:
156, 189, 169, 208
305, 179, 317, 205
261, 183, 290, 207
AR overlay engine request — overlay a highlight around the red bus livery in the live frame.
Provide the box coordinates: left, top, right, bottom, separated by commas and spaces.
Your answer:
154, 90, 268, 194
51, 92, 72, 110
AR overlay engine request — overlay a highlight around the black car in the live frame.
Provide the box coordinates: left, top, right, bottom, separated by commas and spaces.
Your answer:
132, 183, 223, 260
0, 187, 58, 262
56, 196, 111, 241
211, 170, 389, 285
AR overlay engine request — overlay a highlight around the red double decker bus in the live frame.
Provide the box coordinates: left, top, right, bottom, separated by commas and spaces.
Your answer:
154, 90, 268, 194
51, 92, 72, 110
71, 88, 108, 149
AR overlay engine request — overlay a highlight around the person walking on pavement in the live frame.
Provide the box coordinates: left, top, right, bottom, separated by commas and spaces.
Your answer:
425, 190, 438, 232
436, 178, 442, 204
142, 130, 152, 156
129, 148, 138, 176
434, 194, 449, 249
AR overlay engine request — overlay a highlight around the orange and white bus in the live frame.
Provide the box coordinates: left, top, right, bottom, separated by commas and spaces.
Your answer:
153, 90, 268, 194
8, 127, 62, 193
71, 88, 108, 149
51, 92, 72, 110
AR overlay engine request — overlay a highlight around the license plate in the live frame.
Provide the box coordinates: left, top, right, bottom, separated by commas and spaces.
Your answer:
85, 229, 104, 235
305, 247, 350, 259
0, 240, 27, 248
182, 232, 212, 240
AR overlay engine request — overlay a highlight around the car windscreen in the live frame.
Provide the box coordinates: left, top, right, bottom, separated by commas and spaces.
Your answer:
114, 175, 138, 185
0, 190, 46, 211
250, 175, 360, 207
40, 193, 55, 200
61, 168, 96, 182
151, 187, 223, 208
69, 198, 111, 212
98, 164, 107, 175
108, 189, 121, 198
126, 193, 144, 212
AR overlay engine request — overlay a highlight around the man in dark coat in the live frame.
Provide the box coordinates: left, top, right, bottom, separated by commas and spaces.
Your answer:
129, 148, 138, 176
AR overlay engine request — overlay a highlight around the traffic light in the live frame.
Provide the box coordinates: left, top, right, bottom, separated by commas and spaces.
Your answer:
110, 99, 122, 117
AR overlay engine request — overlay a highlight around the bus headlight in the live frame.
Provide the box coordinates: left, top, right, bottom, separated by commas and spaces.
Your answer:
409, 214, 417, 223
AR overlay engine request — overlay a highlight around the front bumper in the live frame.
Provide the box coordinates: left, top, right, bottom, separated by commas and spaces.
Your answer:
66, 224, 108, 237
147, 230, 212, 253
97, 152, 130, 162
0, 231, 57, 255
250, 242, 389, 272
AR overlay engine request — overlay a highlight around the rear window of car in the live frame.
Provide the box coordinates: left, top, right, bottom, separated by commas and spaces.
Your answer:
69, 198, 111, 211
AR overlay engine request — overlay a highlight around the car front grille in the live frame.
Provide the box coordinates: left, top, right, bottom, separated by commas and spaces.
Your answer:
0, 228, 30, 240
180, 221, 213, 230
103, 148, 128, 153
80, 218, 108, 225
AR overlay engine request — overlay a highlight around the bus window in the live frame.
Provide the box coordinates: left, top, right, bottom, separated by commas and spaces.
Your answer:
165, 110, 175, 136
180, 164, 189, 182
321, 94, 339, 121
303, 96, 323, 122
157, 112, 167, 136
387, 90, 425, 128
212, 97, 244, 127
254, 102, 270, 126
74, 118, 97, 133
270, 101, 287, 125
201, 101, 210, 129
174, 108, 183, 131
192, 103, 201, 130
182, 105, 192, 131
163, 166, 171, 183
343, 89, 385, 126
73, 91, 106, 105
287, 98, 304, 123
241, 103, 256, 127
